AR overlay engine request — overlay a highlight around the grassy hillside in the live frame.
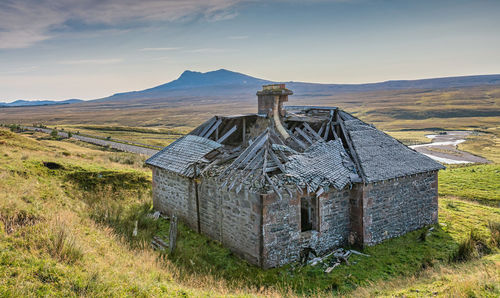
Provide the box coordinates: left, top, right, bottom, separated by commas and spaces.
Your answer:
1, 85, 498, 131
0, 129, 268, 296
1, 128, 499, 296
439, 164, 500, 206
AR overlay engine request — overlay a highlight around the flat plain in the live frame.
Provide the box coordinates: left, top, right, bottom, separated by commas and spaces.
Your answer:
0, 84, 499, 296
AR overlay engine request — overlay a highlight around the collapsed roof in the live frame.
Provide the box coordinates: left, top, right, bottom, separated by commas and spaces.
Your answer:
146, 103, 444, 198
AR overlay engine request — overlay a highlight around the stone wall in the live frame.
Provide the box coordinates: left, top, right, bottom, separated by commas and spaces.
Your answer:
362, 171, 439, 245
152, 167, 197, 228
152, 167, 262, 265
152, 166, 440, 268
198, 178, 262, 265
261, 187, 352, 269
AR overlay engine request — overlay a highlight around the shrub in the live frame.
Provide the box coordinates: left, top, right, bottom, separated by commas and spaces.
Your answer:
488, 221, 500, 248
0, 207, 39, 234
9, 124, 21, 132
450, 229, 490, 262
49, 224, 83, 264
50, 129, 58, 139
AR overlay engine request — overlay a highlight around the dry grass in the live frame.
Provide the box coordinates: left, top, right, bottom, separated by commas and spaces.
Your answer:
352, 254, 499, 297
0, 128, 279, 297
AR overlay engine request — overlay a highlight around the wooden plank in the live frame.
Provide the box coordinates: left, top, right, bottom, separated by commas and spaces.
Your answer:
228, 148, 264, 191
269, 129, 286, 145
202, 118, 222, 138
242, 117, 246, 145
268, 149, 286, 173
200, 158, 219, 175
217, 125, 237, 144
331, 123, 339, 140
265, 173, 282, 200
232, 149, 265, 191
338, 118, 366, 182
197, 117, 217, 137
303, 122, 322, 140
317, 122, 326, 137
323, 121, 330, 140
220, 130, 267, 176
169, 215, 178, 254
220, 133, 268, 184
290, 134, 307, 150
262, 146, 268, 176
237, 134, 267, 169
265, 166, 279, 172
275, 147, 289, 161
295, 127, 314, 144
335, 112, 341, 137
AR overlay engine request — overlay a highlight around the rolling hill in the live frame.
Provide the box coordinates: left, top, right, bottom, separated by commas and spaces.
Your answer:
96, 69, 500, 101
4, 70, 500, 105
0, 99, 82, 108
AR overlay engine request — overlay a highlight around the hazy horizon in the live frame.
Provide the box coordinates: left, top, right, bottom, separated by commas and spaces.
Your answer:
1, 0, 499, 101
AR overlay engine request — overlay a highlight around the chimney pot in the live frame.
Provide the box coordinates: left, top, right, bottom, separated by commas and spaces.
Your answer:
257, 84, 293, 115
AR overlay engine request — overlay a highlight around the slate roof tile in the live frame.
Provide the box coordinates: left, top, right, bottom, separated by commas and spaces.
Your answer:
145, 135, 221, 178
344, 119, 445, 182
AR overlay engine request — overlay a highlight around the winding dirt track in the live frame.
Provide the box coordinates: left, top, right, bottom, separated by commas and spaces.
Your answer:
24, 127, 159, 157
409, 131, 489, 164
24, 127, 488, 164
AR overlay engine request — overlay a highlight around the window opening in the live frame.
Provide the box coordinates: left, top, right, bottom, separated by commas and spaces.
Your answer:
301, 196, 317, 232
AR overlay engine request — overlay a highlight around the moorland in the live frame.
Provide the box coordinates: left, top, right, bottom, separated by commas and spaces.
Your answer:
0, 76, 499, 296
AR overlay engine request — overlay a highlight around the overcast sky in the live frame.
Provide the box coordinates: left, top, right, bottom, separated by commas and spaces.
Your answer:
1, 0, 499, 101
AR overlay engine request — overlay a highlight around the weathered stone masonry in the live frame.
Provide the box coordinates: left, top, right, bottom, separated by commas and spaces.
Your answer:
152, 167, 262, 265
152, 168, 440, 268
147, 84, 445, 268
261, 187, 352, 268
361, 171, 439, 245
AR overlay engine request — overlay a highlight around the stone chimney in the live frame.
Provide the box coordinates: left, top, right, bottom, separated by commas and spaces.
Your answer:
257, 84, 293, 116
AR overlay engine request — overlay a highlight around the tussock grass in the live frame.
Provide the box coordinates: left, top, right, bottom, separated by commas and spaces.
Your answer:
48, 220, 83, 264
450, 229, 491, 263
1, 126, 499, 296
489, 221, 500, 248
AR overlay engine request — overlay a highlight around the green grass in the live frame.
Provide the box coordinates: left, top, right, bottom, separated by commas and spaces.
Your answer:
124, 196, 497, 295
1, 127, 499, 296
439, 164, 500, 207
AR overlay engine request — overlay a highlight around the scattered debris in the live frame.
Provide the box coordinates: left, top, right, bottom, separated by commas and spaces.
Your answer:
324, 263, 339, 273
350, 249, 371, 257
151, 236, 169, 251
302, 248, 372, 273
309, 257, 322, 266
147, 211, 169, 220
148, 211, 161, 220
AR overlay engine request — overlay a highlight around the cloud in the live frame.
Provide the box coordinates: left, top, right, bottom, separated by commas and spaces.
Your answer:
228, 35, 248, 40
0, 66, 38, 75
139, 47, 181, 51
0, 0, 244, 49
186, 48, 233, 53
59, 58, 122, 65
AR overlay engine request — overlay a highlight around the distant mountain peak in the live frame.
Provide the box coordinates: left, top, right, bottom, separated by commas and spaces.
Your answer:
146, 68, 269, 92
98, 70, 500, 102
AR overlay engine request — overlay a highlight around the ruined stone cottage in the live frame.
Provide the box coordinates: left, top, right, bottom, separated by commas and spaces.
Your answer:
145, 84, 444, 268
